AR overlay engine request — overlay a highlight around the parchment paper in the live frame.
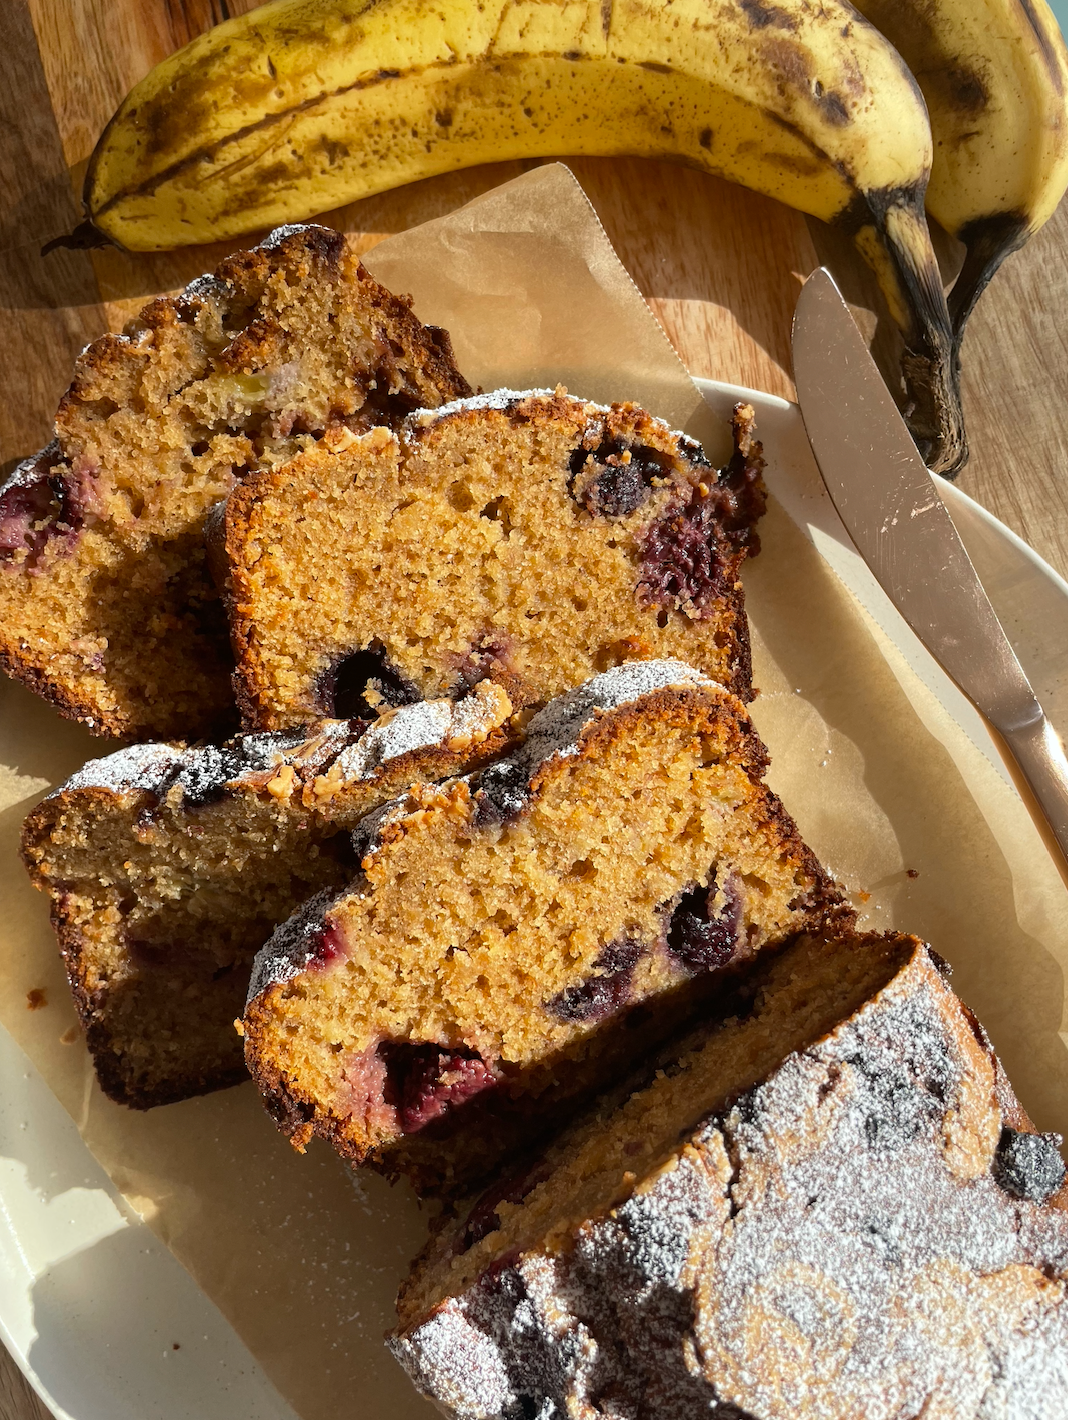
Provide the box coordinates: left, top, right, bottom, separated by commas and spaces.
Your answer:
1, 163, 1065, 1420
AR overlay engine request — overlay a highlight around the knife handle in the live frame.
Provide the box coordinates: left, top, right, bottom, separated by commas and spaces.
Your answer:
986, 713, 1068, 892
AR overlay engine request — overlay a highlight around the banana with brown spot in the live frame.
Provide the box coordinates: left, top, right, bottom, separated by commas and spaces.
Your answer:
72, 0, 965, 472
853, 0, 1068, 343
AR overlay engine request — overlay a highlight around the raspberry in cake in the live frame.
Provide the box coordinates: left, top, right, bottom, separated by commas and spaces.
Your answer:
242, 662, 847, 1193
391, 931, 1068, 1420
219, 389, 766, 731
0, 224, 471, 740
21, 683, 512, 1108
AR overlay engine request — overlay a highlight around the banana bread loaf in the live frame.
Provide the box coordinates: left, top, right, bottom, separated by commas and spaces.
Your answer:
243, 661, 847, 1193
219, 390, 766, 730
0, 223, 470, 740
391, 930, 1068, 1420
21, 682, 511, 1108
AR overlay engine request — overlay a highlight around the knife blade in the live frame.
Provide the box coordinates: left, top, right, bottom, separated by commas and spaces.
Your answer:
792, 266, 1068, 886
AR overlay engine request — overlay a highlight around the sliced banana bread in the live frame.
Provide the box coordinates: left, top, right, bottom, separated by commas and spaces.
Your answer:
219, 390, 766, 730
392, 930, 1068, 1420
21, 683, 511, 1108
243, 662, 847, 1193
0, 224, 470, 739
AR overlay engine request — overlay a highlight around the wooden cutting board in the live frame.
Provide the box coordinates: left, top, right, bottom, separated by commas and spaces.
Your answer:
3, 3, 1068, 1416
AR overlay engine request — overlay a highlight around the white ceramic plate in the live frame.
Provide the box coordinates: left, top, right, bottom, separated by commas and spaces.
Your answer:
2, 380, 1065, 1420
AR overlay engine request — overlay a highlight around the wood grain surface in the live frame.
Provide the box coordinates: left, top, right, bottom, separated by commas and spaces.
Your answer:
3, 1, 1068, 1414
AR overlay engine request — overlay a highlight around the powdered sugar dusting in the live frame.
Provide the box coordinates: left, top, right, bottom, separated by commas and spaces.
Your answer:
331, 696, 473, 782
246, 886, 350, 1006
0, 442, 61, 498
47, 684, 505, 810
390, 1306, 512, 1419
515, 659, 716, 776
58, 742, 183, 797
257, 222, 331, 250
405, 387, 699, 448
394, 948, 1068, 1418
407, 388, 559, 427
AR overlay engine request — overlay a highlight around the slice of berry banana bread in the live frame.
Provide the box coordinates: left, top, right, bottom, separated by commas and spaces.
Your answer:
243, 661, 848, 1194
219, 389, 766, 731
391, 931, 1068, 1420
0, 224, 471, 740
21, 683, 511, 1108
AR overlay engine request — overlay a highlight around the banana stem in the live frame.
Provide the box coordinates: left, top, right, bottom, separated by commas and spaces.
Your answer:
948, 213, 1031, 349
843, 189, 967, 478
41, 219, 114, 257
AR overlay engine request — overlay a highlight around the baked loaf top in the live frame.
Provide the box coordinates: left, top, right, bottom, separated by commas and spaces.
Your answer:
32, 678, 513, 822
243, 661, 847, 1193
22, 681, 512, 1109
391, 931, 1068, 1420
0, 223, 470, 739
220, 389, 766, 730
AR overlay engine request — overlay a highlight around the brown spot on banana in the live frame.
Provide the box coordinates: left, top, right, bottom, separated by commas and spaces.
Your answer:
738, 0, 799, 30
1017, 0, 1065, 95
87, 54, 471, 224
943, 66, 988, 117
758, 34, 858, 125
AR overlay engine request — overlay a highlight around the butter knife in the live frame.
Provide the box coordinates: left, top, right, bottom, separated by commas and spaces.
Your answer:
792, 266, 1068, 887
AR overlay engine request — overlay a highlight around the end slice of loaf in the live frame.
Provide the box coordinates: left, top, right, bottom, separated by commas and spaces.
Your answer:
21, 683, 512, 1108
391, 930, 1068, 1420
0, 224, 471, 739
243, 661, 848, 1193
220, 390, 766, 731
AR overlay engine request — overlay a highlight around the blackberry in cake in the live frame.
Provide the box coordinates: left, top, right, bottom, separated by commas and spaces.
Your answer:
0, 224, 471, 740
21, 683, 512, 1108
218, 389, 766, 731
242, 662, 847, 1193
391, 931, 1068, 1420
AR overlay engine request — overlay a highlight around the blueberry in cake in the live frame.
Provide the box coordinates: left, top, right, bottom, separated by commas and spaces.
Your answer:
391, 930, 1068, 1420
21, 683, 511, 1108
0, 224, 471, 740
242, 661, 847, 1193
218, 389, 766, 731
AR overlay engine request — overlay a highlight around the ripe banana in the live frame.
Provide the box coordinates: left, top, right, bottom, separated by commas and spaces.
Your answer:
853, 0, 1068, 340
72, 0, 965, 472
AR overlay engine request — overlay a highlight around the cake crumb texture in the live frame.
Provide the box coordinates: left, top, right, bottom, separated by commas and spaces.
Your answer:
222, 390, 766, 730
244, 667, 846, 1192
21, 684, 512, 1107
0, 223, 470, 739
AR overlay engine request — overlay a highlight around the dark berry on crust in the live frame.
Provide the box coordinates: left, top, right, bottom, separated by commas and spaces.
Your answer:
992, 1127, 1066, 1203
472, 760, 531, 830
568, 439, 671, 518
